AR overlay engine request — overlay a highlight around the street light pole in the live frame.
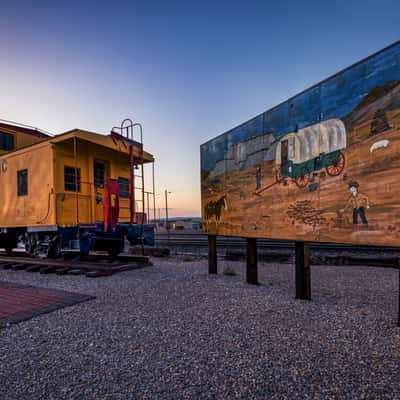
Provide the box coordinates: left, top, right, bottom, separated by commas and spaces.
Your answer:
165, 190, 171, 240
146, 191, 150, 224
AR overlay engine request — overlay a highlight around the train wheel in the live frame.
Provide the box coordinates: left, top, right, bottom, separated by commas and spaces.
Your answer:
107, 247, 123, 259
4, 243, 15, 253
326, 152, 345, 176
294, 168, 310, 188
48, 239, 61, 259
4, 236, 18, 253
25, 234, 37, 255
106, 242, 124, 259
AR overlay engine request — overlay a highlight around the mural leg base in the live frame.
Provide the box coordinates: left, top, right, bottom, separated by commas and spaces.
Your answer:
208, 235, 217, 274
398, 264, 400, 327
246, 238, 258, 285
295, 241, 311, 300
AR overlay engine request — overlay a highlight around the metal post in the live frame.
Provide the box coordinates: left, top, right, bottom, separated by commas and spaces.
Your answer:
295, 241, 311, 300
152, 161, 156, 224
129, 145, 135, 224
133, 123, 145, 227
246, 238, 258, 285
208, 235, 217, 274
165, 190, 170, 240
140, 153, 145, 223
73, 136, 79, 225
146, 192, 150, 224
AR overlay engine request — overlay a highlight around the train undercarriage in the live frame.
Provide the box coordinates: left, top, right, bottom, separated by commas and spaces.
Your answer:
0, 223, 155, 259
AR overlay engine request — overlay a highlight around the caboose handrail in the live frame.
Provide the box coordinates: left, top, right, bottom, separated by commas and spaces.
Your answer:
110, 119, 155, 225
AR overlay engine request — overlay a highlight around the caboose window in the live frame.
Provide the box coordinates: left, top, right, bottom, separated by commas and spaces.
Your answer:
64, 166, 81, 192
17, 169, 28, 196
94, 161, 105, 188
118, 177, 129, 198
0, 132, 15, 151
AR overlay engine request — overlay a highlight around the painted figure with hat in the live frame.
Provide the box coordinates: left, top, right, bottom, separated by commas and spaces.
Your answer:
340, 181, 370, 226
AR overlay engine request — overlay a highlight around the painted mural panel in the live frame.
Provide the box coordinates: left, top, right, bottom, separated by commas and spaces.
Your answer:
200, 41, 400, 245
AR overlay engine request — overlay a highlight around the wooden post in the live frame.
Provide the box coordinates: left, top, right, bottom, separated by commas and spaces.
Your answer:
208, 235, 217, 274
398, 264, 400, 327
246, 238, 258, 285
295, 241, 311, 300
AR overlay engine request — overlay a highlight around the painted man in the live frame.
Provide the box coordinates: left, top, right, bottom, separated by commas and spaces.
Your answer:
340, 181, 370, 226
255, 166, 262, 190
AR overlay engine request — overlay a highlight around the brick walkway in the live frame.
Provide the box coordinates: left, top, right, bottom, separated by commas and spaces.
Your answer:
0, 281, 94, 328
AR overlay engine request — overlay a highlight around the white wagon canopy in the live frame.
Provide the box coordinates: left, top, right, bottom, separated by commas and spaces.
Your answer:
276, 118, 347, 165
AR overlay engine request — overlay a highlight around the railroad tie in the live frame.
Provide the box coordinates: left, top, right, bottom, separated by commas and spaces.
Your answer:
26, 265, 42, 273
86, 270, 114, 278
40, 266, 57, 274
55, 267, 70, 275
0, 262, 15, 270
68, 269, 84, 275
10, 263, 28, 271
0, 254, 151, 277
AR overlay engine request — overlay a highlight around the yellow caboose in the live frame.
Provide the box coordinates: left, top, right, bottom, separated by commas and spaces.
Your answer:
0, 120, 155, 257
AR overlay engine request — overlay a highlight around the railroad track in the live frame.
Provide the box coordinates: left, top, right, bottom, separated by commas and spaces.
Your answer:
155, 233, 400, 267
0, 252, 150, 278
155, 233, 400, 252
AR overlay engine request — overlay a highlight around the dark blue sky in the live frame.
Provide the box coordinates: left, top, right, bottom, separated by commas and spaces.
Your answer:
1, 0, 399, 215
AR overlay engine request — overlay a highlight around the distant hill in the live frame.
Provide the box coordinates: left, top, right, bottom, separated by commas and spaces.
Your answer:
343, 80, 400, 129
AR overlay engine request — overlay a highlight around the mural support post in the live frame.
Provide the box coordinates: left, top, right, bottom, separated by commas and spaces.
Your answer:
246, 238, 258, 285
295, 241, 311, 300
208, 235, 217, 274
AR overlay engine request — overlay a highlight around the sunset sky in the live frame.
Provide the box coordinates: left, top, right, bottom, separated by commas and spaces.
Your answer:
1, 1, 399, 217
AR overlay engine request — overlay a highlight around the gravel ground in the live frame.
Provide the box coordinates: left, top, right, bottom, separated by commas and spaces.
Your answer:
0, 257, 399, 400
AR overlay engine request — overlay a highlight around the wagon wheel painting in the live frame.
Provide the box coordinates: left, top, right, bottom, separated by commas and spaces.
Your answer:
294, 167, 310, 188
325, 151, 345, 177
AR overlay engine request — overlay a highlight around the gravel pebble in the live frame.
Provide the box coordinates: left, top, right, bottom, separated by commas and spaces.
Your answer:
0, 258, 399, 400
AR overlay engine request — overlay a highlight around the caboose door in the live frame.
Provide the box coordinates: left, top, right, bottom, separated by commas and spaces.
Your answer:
281, 139, 289, 176
94, 160, 110, 222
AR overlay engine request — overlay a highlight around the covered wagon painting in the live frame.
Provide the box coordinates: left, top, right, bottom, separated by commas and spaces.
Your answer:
275, 119, 346, 188
201, 41, 400, 246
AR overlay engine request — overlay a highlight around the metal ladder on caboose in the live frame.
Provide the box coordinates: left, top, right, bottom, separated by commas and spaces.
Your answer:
111, 119, 156, 253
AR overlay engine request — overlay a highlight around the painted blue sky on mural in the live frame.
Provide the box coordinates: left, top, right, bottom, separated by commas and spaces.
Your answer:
201, 41, 400, 173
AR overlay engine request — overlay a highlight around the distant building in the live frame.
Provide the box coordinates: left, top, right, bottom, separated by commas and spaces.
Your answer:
156, 217, 202, 231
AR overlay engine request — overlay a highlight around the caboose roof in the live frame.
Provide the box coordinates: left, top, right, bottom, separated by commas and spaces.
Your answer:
50, 129, 154, 163
0, 121, 51, 138
0, 128, 154, 163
